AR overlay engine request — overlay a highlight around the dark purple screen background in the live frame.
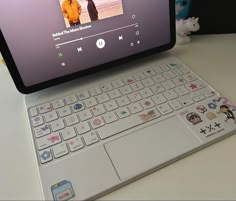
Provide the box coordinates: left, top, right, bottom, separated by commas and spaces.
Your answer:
0, 0, 170, 86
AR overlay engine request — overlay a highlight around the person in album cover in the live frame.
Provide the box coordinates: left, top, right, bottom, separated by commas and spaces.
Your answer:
86, 0, 98, 21
62, 0, 82, 26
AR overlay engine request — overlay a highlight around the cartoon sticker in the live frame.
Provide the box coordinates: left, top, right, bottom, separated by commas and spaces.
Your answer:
186, 112, 202, 125
139, 110, 156, 121
213, 97, 236, 112
196, 105, 207, 114
51, 180, 75, 201
217, 105, 236, 124
206, 112, 217, 120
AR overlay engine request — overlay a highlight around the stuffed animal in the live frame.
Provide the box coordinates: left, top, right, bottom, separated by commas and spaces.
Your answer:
176, 17, 200, 44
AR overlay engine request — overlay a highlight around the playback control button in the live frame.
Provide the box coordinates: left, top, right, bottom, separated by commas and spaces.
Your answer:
96, 39, 106, 49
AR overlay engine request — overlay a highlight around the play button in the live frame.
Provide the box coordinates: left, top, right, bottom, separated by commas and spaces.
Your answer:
96, 39, 106, 49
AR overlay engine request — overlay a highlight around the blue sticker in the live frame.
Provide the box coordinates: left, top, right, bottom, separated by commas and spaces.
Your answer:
40, 150, 51, 161
208, 103, 217, 110
51, 180, 75, 201
73, 103, 83, 110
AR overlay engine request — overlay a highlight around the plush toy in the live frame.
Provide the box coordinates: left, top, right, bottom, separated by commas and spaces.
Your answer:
176, 17, 200, 44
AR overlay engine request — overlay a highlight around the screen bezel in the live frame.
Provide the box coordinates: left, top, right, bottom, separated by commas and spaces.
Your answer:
0, 0, 176, 94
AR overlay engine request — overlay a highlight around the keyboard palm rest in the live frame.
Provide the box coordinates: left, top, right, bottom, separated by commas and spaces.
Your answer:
104, 116, 201, 180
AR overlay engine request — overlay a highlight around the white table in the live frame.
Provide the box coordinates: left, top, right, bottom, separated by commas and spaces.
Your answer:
1, 34, 236, 200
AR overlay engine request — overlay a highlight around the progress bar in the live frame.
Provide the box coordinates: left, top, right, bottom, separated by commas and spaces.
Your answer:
55, 23, 139, 47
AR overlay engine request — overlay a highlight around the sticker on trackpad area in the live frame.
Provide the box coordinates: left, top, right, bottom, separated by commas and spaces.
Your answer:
51, 180, 75, 201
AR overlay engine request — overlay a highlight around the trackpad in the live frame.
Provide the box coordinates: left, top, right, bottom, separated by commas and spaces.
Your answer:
104, 116, 201, 180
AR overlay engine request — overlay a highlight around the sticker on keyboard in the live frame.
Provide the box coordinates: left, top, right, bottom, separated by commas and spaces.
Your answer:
51, 180, 75, 201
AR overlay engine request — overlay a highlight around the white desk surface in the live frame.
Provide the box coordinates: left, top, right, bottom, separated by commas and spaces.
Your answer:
1, 34, 236, 200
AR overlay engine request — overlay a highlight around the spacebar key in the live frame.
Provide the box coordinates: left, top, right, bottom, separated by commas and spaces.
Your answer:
97, 109, 161, 140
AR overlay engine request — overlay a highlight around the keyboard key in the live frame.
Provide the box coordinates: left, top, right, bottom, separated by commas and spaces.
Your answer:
152, 74, 166, 83
168, 62, 182, 69
84, 97, 98, 108
160, 64, 170, 72
51, 119, 65, 132
77, 91, 90, 100
108, 89, 122, 99
65, 95, 77, 105
89, 87, 102, 96
151, 84, 165, 94
32, 116, 44, 127
169, 99, 182, 111
29, 107, 38, 117
39, 148, 53, 164
112, 80, 125, 88
190, 90, 204, 99
175, 86, 189, 96
75, 122, 91, 135
172, 77, 186, 86
101, 83, 113, 92
116, 96, 130, 107
157, 103, 173, 115
201, 87, 217, 98
103, 112, 118, 124
183, 73, 198, 82
134, 72, 146, 81
36, 132, 61, 150
153, 66, 164, 74
163, 71, 176, 80
179, 66, 190, 74
96, 94, 110, 104
44, 111, 58, 123
104, 100, 118, 112
152, 94, 167, 105
140, 98, 155, 109
57, 106, 72, 117
83, 131, 99, 146
51, 99, 65, 109
130, 81, 144, 91
39, 103, 52, 114
139, 88, 154, 98
72, 102, 85, 112
163, 89, 178, 100
128, 102, 143, 114
185, 80, 206, 92
123, 76, 135, 84
144, 69, 156, 77
172, 69, 183, 76
120, 85, 133, 95
68, 137, 84, 152
64, 114, 79, 126
34, 124, 51, 138
61, 127, 77, 140
78, 109, 93, 121
162, 80, 175, 90
116, 107, 131, 118
193, 95, 205, 102
178, 95, 194, 107
128, 92, 142, 103
142, 78, 155, 87
90, 117, 105, 129
52, 143, 69, 158
91, 105, 106, 116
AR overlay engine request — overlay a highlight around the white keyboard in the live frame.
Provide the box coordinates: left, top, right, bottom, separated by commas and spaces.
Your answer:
28, 61, 216, 165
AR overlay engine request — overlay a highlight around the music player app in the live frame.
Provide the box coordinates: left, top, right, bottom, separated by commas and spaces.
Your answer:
0, 0, 171, 86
